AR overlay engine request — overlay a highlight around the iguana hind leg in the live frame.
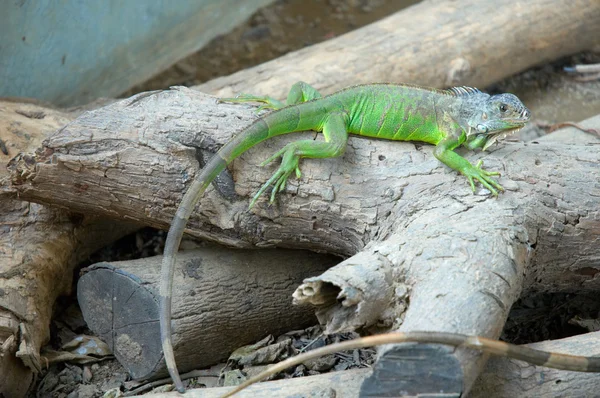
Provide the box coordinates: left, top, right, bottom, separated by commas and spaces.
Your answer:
249, 111, 348, 207
220, 81, 322, 111
284, 81, 322, 105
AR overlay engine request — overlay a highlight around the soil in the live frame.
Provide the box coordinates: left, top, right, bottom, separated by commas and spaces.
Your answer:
124, 0, 421, 96
28, 0, 600, 396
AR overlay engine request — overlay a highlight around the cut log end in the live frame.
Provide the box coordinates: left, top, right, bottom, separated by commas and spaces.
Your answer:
77, 264, 162, 379
77, 248, 339, 380
360, 344, 463, 397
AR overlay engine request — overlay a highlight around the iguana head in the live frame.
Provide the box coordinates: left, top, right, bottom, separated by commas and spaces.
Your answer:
467, 93, 530, 151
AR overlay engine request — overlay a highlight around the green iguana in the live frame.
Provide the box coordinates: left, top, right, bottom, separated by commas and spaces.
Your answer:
159, 82, 532, 392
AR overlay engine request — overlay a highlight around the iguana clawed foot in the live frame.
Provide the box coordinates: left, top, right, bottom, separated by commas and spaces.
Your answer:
464, 159, 504, 196
249, 144, 302, 208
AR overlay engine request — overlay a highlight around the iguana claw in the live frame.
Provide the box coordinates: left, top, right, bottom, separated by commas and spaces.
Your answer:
249, 144, 301, 208
465, 160, 504, 196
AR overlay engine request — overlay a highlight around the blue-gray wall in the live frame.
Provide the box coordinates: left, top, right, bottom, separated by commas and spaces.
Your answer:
0, 0, 273, 106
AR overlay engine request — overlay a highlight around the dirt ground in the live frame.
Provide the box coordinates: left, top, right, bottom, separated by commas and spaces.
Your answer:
124, 0, 421, 96
28, 0, 600, 397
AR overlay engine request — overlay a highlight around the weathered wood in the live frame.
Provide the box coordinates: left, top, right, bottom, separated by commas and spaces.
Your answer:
295, 118, 600, 397
142, 331, 600, 397
78, 246, 337, 380
0, 100, 139, 398
0, 101, 74, 397
195, 0, 600, 99
471, 331, 600, 397
8, 89, 600, 395
360, 344, 462, 397
0, 311, 30, 398
145, 368, 369, 398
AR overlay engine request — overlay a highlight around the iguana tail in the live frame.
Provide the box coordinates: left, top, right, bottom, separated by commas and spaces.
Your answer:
159, 104, 322, 392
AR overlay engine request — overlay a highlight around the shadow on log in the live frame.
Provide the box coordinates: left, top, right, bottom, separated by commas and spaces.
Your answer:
78, 246, 338, 380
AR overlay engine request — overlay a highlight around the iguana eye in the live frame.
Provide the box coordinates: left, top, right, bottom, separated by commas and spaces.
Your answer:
499, 104, 508, 112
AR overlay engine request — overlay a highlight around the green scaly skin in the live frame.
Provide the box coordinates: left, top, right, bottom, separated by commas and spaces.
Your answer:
160, 82, 531, 392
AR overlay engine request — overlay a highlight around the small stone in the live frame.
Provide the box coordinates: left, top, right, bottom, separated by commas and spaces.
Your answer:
303, 353, 337, 372
82, 366, 93, 383
222, 369, 246, 386
69, 384, 99, 398
102, 387, 124, 398
100, 372, 127, 391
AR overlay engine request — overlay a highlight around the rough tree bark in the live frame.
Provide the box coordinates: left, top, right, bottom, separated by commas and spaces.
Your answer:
0, 101, 75, 397
196, 0, 600, 99
7, 88, 600, 395
77, 246, 338, 379
0, 100, 138, 397
470, 331, 600, 397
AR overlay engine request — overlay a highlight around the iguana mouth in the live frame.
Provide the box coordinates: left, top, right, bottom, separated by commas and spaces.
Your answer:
482, 126, 523, 151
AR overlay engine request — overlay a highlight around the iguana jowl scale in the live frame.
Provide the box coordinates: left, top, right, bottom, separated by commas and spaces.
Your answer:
159, 82, 532, 392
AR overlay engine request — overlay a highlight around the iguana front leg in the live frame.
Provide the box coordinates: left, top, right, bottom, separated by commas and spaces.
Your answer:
433, 138, 503, 196
433, 111, 504, 195
220, 81, 322, 111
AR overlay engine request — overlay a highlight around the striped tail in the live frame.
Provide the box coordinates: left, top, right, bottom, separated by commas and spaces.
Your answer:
159, 104, 321, 392
159, 154, 227, 392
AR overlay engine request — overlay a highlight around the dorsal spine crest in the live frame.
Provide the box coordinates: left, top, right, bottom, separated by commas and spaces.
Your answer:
445, 86, 482, 96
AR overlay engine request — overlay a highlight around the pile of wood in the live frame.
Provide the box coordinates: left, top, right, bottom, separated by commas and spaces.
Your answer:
1, 0, 599, 397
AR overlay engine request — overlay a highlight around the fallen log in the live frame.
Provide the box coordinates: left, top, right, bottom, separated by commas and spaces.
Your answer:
0, 101, 74, 397
77, 246, 338, 380
471, 331, 600, 398
142, 332, 600, 397
292, 115, 600, 396
8, 88, 600, 395
145, 368, 369, 398
196, 0, 600, 99
0, 100, 139, 397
